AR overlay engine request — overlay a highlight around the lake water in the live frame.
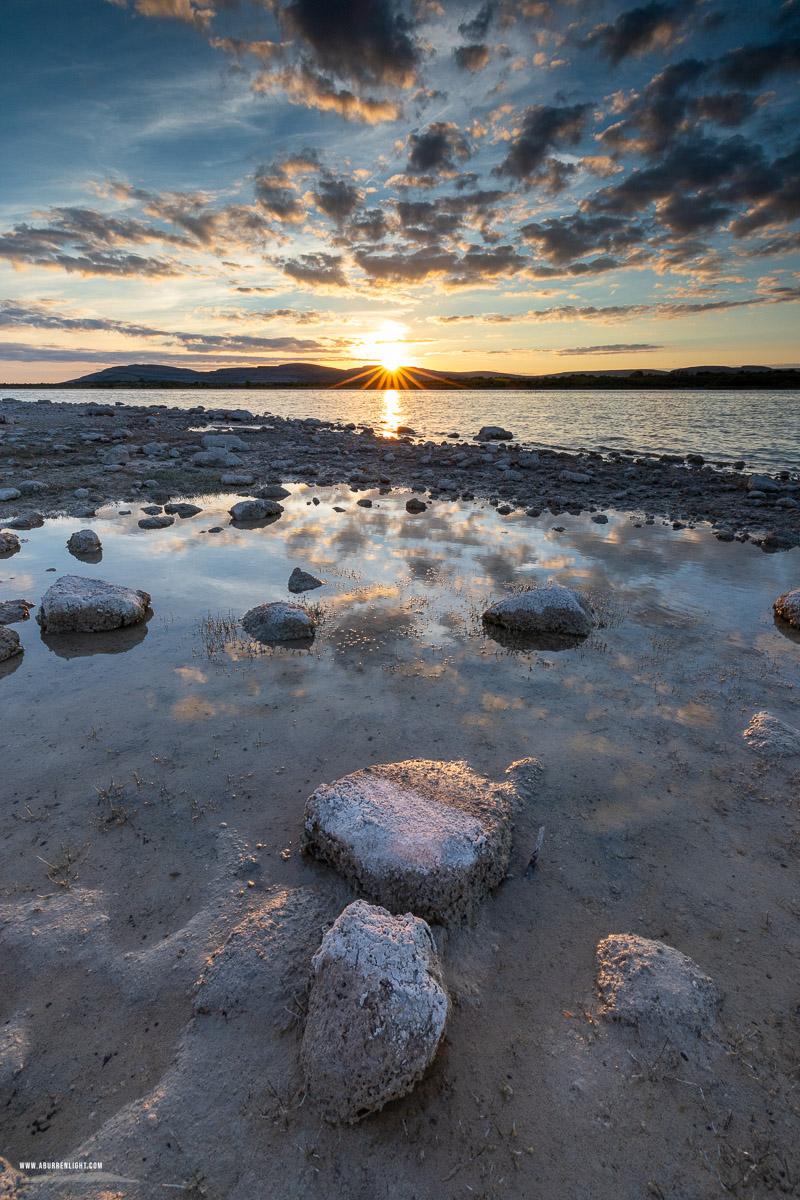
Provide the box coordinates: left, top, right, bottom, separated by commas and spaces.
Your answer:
8, 386, 800, 474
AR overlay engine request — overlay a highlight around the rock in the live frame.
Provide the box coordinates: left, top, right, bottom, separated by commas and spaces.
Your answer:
591, 513, 609, 524
67, 529, 102, 554
202, 434, 249, 452
0, 530, 21, 554
742, 711, 800, 757
288, 567, 325, 593
5, 512, 43, 529
482, 585, 595, 637
302, 759, 513, 923
138, 515, 175, 530
714, 528, 734, 541
559, 470, 591, 483
74, 488, 90, 499
685, 453, 705, 465
596, 934, 722, 1046
0, 626, 22, 662
220, 474, 253, 486
164, 502, 202, 518
0, 488, 21, 501
141, 441, 167, 457
141, 504, 163, 515
405, 498, 427, 514
301, 900, 448, 1124
255, 484, 291, 500
16, 480, 48, 495
357, 498, 373, 508
229, 498, 283, 521
774, 587, 800, 627
476, 426, 514, 441
37, 575, 151, 633
747, 473, 780, 492
192, 450, 243, 468
241, 601, 314, 642
396, 425, 417, 435
0, 599, 33, 624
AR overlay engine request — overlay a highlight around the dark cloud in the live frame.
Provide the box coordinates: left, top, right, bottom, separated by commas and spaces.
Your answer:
346, 209, 390, 242
434, 292, 800, 324
556, 343, 664, 354
689, 92, 757, 127
598, 58, 708, 156
407, 121, 471, 173
454, 43, 492, 72
312, 174, 362, 223
396, 199, 463, 241
716, 37, 800, 87
520, 212, 647, 264
459, 3, 497, 41
584, 2, 690, 64
281, 252, 348, 286
275, 0, 421, 87
354, 241, 526, 285
494, 103, 590, 182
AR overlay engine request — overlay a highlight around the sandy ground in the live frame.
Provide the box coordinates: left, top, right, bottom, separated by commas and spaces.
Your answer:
1, 422, 799, 1199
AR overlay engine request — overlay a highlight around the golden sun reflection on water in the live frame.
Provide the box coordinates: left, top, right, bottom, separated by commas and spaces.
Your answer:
381, 388, 403, 434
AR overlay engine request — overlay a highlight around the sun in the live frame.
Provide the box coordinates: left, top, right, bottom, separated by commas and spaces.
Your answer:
359, 321, 407, 373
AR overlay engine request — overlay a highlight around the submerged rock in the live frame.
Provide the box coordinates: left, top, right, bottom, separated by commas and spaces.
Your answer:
67, 529, 102, 555
37, 575, 151, 633
301, 900, 448, 1124
0, 530, 21, 554
597, 934, 721, 1045
0, 626, 22, 662
138, 515, 175, 530
303, 758, 513, 923
482, 584, 595, 637
288, 567, 324, 594
241, 601, 314, 642
229, 498, 283, 521
164, 502, 202, 518
774, 587, 800, 628
0, 599, 33, 624
743, 711, 800, 757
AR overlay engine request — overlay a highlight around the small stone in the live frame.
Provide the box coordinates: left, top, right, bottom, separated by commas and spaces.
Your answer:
476, 426, 514, 441
301, 900, 448, 1124
241, 601, 314, 642
256, 484, 291, 500
229, 498, 283, 522
67, 529, 102, 555
0, 599, 33, 624
164, 502, 202, 518
591, 513, 609, 524
774, 587, 800, 627
138, 515, 175, 530
5, 512, 43, 530
288, 567, 325, 594
0, 626, 22, 662
743, 711, 800, 757
0, 530, 21, 554
405, 498, 427, 514
0, 488, 21, 502
357, 498, 373, 508
597, 934, 722, 1046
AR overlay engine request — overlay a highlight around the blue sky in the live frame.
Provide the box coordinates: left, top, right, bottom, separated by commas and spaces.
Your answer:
1, 0, 799, 380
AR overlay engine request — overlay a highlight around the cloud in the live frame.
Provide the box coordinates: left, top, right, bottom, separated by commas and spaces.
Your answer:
494, 103, 590, 182
108, 0, 215, 32
353, 241, 527, 286
584, 2, 690, 64
406, 122, 472, 173
555, 342, 664, 355
254, 64, 403, 122
716, 37, 800, 87
281, 252, 348, 287
254, 152, 320, 224
274, 0, 422, 88
458, 3, 497, 41
433, 291, 800, 325
598, 58, 708, 156
453, 43, 492, 72
520, 212, 647, 264
312, 174, 363, 223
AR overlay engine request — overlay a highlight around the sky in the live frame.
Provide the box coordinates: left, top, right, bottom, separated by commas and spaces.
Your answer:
1, 0, 799, 382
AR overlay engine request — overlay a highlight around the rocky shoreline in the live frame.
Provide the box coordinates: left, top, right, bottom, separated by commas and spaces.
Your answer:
1, 395, 798, 550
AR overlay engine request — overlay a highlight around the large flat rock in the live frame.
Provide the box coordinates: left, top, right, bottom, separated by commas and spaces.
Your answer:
301, 900, 448, 1123
36, 575, 151, 633
482, 584, 595, 637
303, 759, 513, 923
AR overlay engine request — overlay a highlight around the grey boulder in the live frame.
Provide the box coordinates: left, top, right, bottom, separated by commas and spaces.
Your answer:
0, 530, 21, 554
67, 529, 102, 555
241, 601, 314, 642
301, 900, 448, 1124
37, 575, 151, 633
229, 498, 283, 521
774, 587, 800, 628
0, 626, 22, 662
482, 584, 595, 637
138, 515, 175, 530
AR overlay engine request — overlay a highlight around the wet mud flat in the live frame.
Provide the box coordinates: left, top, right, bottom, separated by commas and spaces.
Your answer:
1, 395, 798, 551
1, 489, 799, 1200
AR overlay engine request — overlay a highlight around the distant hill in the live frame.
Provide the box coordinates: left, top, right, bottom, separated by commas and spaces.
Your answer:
44, 361, 800, 390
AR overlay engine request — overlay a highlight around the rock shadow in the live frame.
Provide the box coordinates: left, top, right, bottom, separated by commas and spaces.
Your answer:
40, 613, 151, 658
481, 621, 588, 653
773, 613, 800, 646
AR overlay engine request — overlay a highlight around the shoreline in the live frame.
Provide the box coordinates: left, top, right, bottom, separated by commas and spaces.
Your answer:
1, 396, 798, 550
